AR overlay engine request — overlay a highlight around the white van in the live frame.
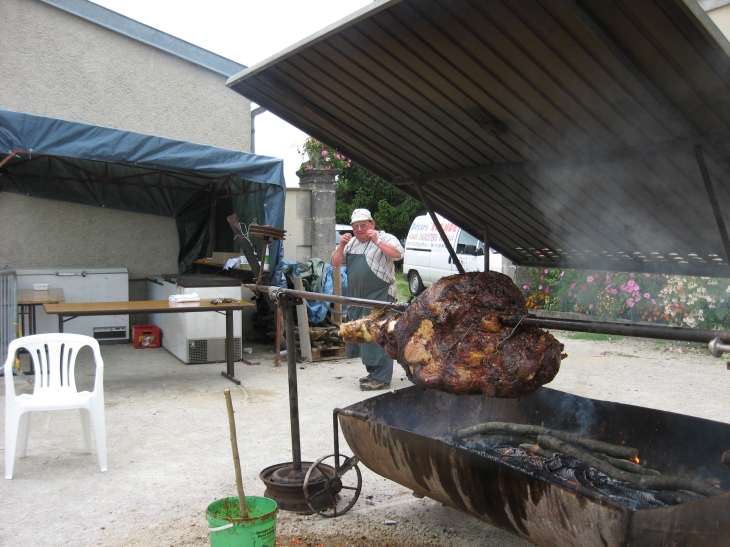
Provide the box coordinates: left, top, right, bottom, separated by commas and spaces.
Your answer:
402, 214, 502, 295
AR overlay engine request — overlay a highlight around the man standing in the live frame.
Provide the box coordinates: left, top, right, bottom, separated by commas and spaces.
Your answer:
332, 209, 405, 391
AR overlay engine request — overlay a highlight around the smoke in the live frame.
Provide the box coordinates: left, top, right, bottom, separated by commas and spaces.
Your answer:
556, 394, 598, 436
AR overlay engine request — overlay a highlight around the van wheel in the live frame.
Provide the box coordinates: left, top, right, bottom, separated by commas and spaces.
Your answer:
408, 272, 424, 296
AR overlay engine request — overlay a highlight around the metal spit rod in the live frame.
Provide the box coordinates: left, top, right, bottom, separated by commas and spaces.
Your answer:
246, 283, 730, 347
244, 284, 409, 312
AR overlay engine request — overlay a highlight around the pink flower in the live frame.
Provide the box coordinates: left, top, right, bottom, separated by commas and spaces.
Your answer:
629, 273, 634, 278
589, 304, 593, 309
635, 294, 641, 302
538, 285, 543, 290
335, 153, 341, 159
651, 299, 656, 304
643, 293, 650, 299
611, 289, 617, 294
587, 276, 594, 283
580, 285, 587, 291
545, 287, 550, 294
643, 273, 650, 277
560, 271, 565, 276
540, 275, 544, 280
321, 150, 329, 156
325, 166, 331, 170
306, 164, 314, 170
543, 269, 548, 274
570, 283, 576, 289
627, 298, 635, 307
523, 284, 529, 290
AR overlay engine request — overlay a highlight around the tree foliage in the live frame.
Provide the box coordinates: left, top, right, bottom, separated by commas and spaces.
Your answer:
335, 164, 425, 240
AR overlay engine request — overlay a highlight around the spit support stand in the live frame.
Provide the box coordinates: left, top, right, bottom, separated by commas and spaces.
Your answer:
303, 409, 366, 518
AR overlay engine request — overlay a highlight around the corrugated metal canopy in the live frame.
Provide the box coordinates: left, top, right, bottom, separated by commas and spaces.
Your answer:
228, 0, 730, 277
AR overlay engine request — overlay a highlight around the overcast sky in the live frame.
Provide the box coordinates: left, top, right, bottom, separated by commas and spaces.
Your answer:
89, 0, 373, 186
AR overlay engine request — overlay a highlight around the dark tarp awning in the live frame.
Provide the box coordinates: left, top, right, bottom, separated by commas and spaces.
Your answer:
228, 0, 730, 278
0, 109, 286, 285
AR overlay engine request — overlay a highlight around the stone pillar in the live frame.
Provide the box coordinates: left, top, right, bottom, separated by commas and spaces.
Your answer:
297, 167, 340, 263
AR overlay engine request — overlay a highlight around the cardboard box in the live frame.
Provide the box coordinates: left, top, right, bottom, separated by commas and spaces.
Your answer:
212, 252, 240, 265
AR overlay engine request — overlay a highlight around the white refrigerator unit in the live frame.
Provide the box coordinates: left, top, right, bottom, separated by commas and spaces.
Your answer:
147, 274, 242, 364
16, 268, 129, 342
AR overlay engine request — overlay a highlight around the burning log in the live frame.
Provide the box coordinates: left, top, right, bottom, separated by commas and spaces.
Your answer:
461, 433, 536, 447
537, 435, 722, 498
518, 442, 658, 476
454, 422, 639, 460
520, 443, 557, 460
589, 451, 660, 476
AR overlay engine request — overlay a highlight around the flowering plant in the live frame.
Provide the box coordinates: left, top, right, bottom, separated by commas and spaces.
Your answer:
296, 137, 351, 175
522, 268, 730, 329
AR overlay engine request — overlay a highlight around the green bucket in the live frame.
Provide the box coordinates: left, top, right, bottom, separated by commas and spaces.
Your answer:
206, 496, 278, 547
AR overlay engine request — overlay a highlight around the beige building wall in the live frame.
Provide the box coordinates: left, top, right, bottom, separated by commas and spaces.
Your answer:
0, 0, 250, 150
0, 0, 251, 301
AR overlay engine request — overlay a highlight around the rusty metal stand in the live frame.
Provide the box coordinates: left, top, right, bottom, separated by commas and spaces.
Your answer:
258, 293, 333, 513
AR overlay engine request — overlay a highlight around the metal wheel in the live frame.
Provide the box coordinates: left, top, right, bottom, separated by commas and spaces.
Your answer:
408, 271, 424, 296
303, 454, 362, 517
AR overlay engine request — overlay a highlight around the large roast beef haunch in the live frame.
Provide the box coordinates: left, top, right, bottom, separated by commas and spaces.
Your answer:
341, 271, 565, 398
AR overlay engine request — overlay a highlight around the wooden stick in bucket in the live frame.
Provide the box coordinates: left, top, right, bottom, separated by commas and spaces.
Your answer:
224, 388, 249, 518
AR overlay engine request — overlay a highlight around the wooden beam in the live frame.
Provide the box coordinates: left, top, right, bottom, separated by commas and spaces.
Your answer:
291, 276, 312, 362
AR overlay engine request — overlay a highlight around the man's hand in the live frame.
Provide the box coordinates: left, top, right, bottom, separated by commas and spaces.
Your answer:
366, 229, 379, 243
332, 233, 352, 267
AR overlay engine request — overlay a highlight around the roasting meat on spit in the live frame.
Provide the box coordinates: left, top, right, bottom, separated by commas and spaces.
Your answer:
341, 271, 565, 397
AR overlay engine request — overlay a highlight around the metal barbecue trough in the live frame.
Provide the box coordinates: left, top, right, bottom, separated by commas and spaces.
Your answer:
338, 385, 730, 547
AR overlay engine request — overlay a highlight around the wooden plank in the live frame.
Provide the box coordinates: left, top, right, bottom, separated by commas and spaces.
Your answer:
291, 276, 312, 362
332, 266, 342, 325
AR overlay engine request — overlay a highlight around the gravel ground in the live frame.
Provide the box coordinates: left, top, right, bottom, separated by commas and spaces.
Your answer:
2, 332, 729, 547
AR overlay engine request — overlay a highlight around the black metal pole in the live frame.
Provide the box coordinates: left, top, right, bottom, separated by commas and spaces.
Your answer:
247, 283, 730, 344
282, 296, 302, 471
517, 316, 730, 344
244, 284, 409, 312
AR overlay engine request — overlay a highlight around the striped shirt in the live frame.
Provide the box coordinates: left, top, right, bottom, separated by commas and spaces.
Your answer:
344, 231, 405, 299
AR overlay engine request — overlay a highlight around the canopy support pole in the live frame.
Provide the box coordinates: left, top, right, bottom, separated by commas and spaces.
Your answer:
210, 179, 217, 254
411, 177, 465, 274
483, 227, 490, 272
695, 146, 730, 263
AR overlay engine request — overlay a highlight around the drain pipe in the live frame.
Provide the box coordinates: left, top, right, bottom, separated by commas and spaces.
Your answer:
250, 106, 267, 153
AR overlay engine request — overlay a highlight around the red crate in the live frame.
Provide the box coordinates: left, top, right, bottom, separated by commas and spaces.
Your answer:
132, 324, 160, 349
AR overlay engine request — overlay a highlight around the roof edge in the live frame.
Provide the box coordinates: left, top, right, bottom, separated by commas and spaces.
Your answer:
226, 0, 403, 87
680, 0, 730, 60
40, 0, 246, 77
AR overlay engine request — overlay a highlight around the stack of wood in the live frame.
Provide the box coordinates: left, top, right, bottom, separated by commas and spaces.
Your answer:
287, 274, 348, 362
294, 323, 346, 360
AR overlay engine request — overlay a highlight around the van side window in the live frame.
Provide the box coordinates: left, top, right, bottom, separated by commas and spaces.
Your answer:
456, 231, 479, 253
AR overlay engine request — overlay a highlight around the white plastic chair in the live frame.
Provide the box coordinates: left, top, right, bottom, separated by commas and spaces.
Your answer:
4, 333, 107, 479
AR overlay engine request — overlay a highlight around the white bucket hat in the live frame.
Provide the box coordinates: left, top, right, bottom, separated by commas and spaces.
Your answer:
350, 208, 373, 223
